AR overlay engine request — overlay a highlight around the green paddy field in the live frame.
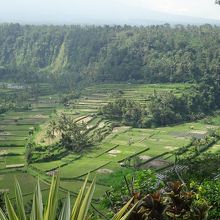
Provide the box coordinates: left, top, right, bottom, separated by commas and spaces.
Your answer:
0, 82, 219, 203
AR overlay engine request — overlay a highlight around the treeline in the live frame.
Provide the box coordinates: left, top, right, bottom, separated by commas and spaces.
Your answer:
100, 98, 147, 127
148, 82, 217, 126
0, 23, 220, 87
101, 71, 220, 127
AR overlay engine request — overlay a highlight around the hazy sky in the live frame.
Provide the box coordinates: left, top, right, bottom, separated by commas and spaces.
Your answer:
0, 0, 219, 24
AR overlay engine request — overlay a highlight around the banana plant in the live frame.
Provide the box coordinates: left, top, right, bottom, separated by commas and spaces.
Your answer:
0, 174, 136, 220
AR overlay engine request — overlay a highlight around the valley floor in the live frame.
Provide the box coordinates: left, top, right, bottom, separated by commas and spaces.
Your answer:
0, 82, 219, 204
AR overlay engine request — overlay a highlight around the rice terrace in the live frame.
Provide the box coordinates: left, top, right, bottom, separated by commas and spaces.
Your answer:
1, 18, 220, 219
0, 81, 220, 205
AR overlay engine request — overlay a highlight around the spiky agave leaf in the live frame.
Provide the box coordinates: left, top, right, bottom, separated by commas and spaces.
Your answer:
112, 197, 136, 220
14, 179, 26, 220
118, 206, 137, 220
70, 174, 90, 220
44, 174, 60, 220
30, 179, 43, 220
0, 208, 8, 220
2, 174, 136, 220
77, 178, 96, 220
4, 194, 19, 220
58, 193, 71, 220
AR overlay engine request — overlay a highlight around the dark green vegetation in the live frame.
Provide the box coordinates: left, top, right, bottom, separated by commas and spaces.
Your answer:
101, 73, 220, 127
100, 98, 146, 127
103, 170, 210, 219
0, 23, 220, 219
47, 113, 91, 152
0, 82, 220, 219
0, 24, 220, 87
0, 173, 212, 220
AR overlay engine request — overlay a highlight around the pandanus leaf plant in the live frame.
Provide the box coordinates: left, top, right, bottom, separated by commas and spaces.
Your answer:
0, 174, 136, 220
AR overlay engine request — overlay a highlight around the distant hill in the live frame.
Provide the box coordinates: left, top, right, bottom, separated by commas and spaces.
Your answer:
0, 23, 219, 86
1, 5, 219, 26
86, 9, 220, 26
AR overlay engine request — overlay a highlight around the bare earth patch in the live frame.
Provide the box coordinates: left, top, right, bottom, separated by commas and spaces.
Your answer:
80, 109, 95, 112
165, 146, 175, 150
46, 170, 59, 176
33, 114, 48, 119
98, 122, 105, 128
190, 130, 207, 135
139, 155, 151, 160
189, 130, 208, 139
108, 154, 117, 157
74, 116, 87, 122
0, 132, 11, 136
78, 116, 93, 124
0, 189, 9, 193
213, 145, 220, 149
108, 150, 121, 154
141, 159, 170, 169
96, 168, 113, 174
0, 150, 7, 156
149, 138, 158, 141
82, 99, 104, 103
112, 127, 119, 133
172, 130, 208, 139
206, 125, 219, 129
112, 126, 130, 133
86, 125, 93, 129
6, 164, 25, 168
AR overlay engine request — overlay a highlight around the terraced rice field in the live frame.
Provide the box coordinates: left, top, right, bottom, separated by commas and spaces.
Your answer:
71, 83, 190, 113
0, 82, 220, 203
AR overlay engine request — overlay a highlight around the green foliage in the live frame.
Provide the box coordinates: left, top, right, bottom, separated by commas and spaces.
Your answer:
47, 114, 91, 152
1, 24, 220, 88
101, 69, 220, 127
100, 98, 146, 127
0, 174, 133, 220
148, 92, 189, 126
103, 170, 210, 220
31, 145, 68, 163
148, 76, 220, 126
103, 170, 162, 209
179, 153, 220, 181
25, 137, 35, 164
200, 180, 220, 219
126, 170, 163, 194
173, 129, 220, 182
60, 91, 81, 106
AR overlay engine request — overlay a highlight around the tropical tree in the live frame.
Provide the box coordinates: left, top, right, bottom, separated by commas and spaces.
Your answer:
47, 114, 91, 152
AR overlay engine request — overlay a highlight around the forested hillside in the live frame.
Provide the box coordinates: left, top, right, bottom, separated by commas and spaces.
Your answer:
0, 23, 220, 85
1, 22, 220, 219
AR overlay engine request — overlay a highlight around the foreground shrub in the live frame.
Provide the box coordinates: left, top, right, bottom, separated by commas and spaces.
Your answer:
104, 170, 210, 220
0, 175, 135, 220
